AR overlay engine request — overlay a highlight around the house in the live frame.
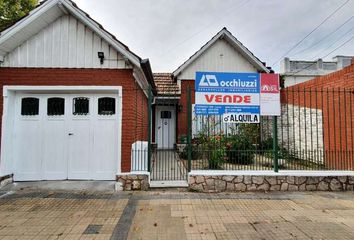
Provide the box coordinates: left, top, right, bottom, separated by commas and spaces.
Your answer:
280, 56, 353, 87
0, 0, 155, 181
149, 28, 272, 184
152, 73, 180, 149
152, 28, 274, 148
0, 1, 274, 186
171, 28, 271, 144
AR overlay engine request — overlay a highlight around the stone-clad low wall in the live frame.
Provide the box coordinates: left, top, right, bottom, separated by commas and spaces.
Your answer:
0, 174, 13, 188
189, 175, 354, 192
116, 174, 149, 191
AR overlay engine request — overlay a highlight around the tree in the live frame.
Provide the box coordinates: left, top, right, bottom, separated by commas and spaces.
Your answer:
0, 0, 38, 31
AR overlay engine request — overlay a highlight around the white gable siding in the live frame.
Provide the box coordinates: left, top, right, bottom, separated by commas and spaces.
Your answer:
3, 15, 129, 69
178, 39, 258, 80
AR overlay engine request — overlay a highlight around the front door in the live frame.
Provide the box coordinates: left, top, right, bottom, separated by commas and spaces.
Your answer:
155, 106, 175, 149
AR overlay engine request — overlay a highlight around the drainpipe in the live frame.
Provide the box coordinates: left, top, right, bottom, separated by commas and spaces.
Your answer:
0, 56, 4, 67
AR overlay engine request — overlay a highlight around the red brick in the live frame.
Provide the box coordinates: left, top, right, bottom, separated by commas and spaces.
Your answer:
284, 62, 354, 170
0, 68, 148, 173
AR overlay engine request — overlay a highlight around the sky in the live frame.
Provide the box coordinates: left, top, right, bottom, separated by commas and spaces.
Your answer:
74, 0, 354, 73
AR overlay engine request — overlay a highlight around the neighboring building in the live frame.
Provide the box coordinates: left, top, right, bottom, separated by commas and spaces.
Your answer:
280, 58, 354, 170
0, 0, 155, 181
280, 56, 354, 87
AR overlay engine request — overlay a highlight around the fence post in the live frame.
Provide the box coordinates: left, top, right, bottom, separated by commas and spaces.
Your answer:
147, 85, 152, 172
187, 86, 192, 172
273, 116, 279, 172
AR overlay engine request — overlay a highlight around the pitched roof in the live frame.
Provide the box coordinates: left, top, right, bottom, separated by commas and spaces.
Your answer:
172, 27, 272, 79
0, 0, 155, 89
153, 73, 180, 96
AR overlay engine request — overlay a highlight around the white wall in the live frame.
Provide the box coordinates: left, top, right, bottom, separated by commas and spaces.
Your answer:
262, 104, 324, 164
284, 76, 317, 88
178, 39, 258, 80
2, 15, 129, 69
0, 91, 16, 176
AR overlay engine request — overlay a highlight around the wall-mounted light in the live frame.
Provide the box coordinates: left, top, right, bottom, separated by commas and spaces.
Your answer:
98, 52, 105, 64
178, 104, 183, 112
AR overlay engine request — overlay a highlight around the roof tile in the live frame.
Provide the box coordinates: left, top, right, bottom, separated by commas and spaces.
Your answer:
153, 73, 180, 95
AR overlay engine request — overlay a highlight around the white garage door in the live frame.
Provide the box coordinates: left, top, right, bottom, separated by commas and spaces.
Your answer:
13, 93, 119, 181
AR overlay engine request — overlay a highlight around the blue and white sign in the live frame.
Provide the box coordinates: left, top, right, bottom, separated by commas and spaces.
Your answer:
195, 71, 260, 116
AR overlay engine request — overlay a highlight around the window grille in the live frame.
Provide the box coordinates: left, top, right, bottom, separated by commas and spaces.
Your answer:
47, 98, 65, 116
21, 97, 39, 116
98, 97, 116, 115
161, 111, 172, 119
73, 97, 89, 115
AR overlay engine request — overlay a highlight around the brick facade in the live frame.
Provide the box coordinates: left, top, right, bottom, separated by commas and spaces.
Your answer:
282, 59, 354, 170
177, 80, 195, 141
0, 68, 148, 173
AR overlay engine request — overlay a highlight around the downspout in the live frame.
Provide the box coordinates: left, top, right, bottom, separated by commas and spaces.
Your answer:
0, 56, 4, 67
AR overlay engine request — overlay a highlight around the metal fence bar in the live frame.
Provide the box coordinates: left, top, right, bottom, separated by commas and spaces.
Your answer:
184, 87, 353, 171
129, 87, 353, 174
187, 86, 192, 172
273, 116, 279, 172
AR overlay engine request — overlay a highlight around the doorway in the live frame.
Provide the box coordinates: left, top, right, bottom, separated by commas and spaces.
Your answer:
155, 106, 176, 149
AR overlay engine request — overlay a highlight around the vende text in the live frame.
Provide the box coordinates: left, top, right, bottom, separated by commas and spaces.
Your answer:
205, 94, 251, 103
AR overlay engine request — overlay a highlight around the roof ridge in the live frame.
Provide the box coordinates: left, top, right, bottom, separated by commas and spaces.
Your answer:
172, 27, 271, 78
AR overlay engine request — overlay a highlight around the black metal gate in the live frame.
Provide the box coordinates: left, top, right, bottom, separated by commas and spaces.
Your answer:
147, 86, 190, 181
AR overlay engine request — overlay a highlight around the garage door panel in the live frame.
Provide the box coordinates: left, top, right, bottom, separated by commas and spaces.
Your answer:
68, 120, 91, 179
13, 93, 119, 181
14, 120, 42, 181
42, 119, 67, 180
92, 120, 117, 180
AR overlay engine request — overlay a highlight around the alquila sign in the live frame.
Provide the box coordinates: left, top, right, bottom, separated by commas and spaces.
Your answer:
195, 71, 280, 123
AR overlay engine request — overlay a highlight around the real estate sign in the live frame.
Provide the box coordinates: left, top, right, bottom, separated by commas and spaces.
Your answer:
194, 71, 280, 123
260, 73, 281, 116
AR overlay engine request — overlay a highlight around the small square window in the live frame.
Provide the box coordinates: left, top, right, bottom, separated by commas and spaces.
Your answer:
161, 111, 171, 119
47, 98, 65, 116
73, 97, 89, 115
98, 97, 115, 115
21, 97, 39, 116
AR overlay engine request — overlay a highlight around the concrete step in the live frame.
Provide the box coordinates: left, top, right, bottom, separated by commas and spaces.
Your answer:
150, 181, 188, 188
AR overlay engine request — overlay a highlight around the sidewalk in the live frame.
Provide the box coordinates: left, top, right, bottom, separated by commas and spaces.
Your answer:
0, 183, 354, 239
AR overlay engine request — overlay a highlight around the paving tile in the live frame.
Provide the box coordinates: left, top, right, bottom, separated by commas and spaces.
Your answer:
1, 189, 354, 239
82, 225, 103, 235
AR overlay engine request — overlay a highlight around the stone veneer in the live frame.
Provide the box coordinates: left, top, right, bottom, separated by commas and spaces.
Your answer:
0, 174, 13, 188
116, 174, 149, 191
189, 175, 354, 192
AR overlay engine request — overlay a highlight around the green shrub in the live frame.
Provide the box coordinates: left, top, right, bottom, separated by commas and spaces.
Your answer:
208, 148, 225, 169
178, 144, 201, 160
260, 137, 273, 150
226, 134, 254, 165
179, 135, 187, 144
204, 135, 226, 169
264, 147, 295, 165
261, 137, 292, 160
